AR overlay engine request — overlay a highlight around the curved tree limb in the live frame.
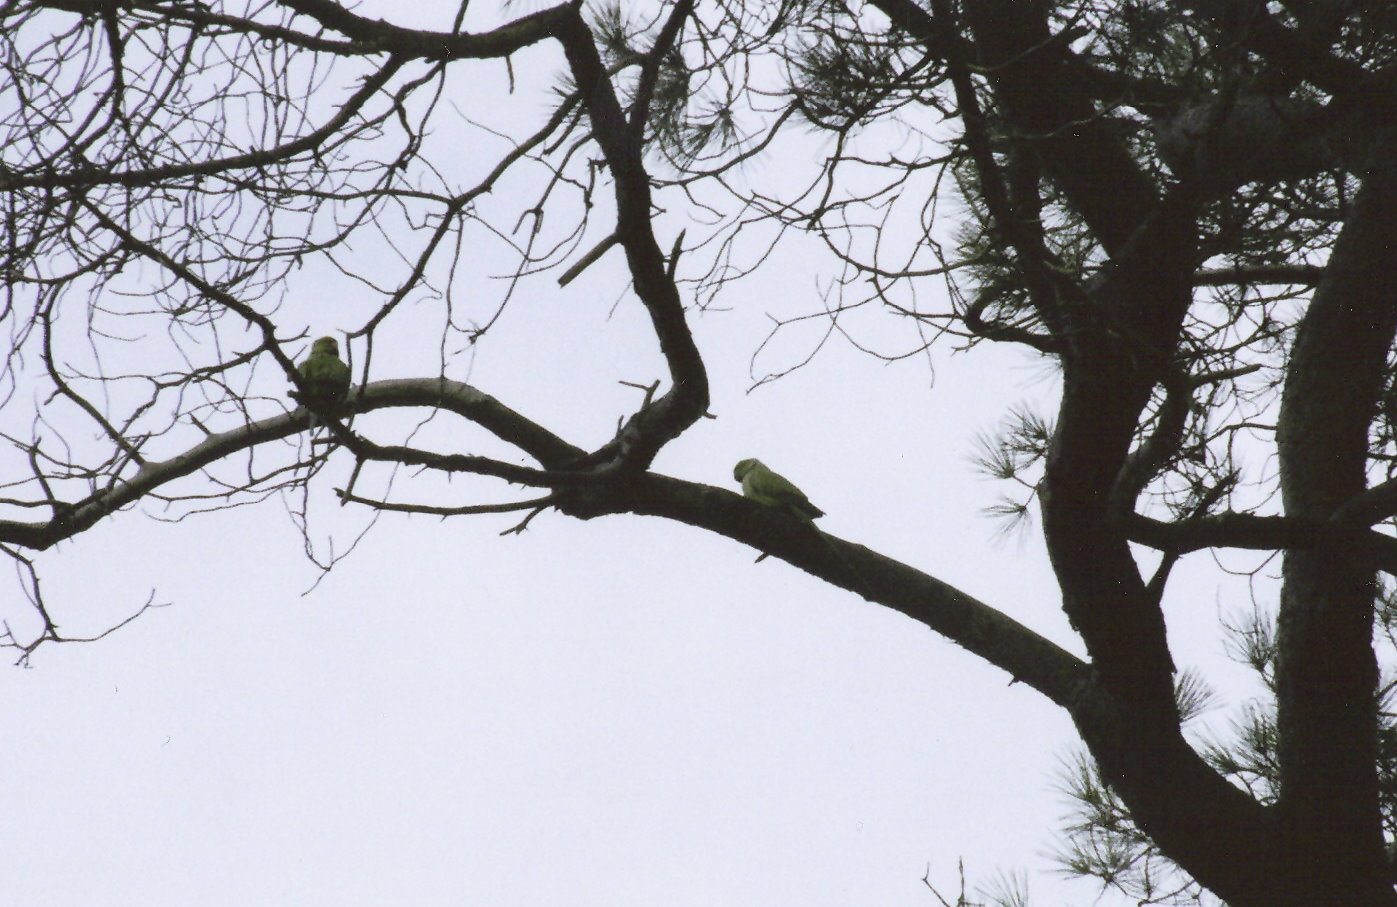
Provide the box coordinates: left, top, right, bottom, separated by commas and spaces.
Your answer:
551, 5, 709, 471
0, 378, 583, 551
962, 290, 1060, 353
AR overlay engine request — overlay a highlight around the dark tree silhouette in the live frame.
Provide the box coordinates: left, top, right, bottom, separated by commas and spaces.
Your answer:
3, 0, 1397, 901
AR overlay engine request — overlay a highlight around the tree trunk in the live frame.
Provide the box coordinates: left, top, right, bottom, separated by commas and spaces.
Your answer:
1274, 131, 1397, 903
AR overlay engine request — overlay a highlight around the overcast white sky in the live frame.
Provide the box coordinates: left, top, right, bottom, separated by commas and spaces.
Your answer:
1, 3, 1271, 905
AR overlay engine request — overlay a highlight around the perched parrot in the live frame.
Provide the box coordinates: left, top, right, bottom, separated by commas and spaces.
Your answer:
291, 336, 351, 429
733, 458, 824, 520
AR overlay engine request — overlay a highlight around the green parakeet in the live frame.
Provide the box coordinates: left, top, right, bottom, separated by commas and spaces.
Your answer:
292, 336, 351, 428
733, 458, 824, 520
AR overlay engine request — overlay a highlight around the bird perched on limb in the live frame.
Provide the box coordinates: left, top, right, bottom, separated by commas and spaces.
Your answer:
291, 336, 351, 432
732, 457, 862, 582
733, 458, 824, 520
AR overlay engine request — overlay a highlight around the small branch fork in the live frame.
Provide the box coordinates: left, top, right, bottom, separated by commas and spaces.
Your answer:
0, 541, 165, 666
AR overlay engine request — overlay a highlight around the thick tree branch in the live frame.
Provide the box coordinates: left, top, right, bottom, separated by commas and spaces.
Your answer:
338, 379, 584, 467
1037, 188, 1201, 713
0, 378, 584, 552
552, 6, 709, 471
273, 0, 575, 60
626, 474, 1093, 704
1194, 264, 1325, 286
628, 0, 692, 140
1126, 511, 1397, 576
1110, 380, 1193, 511
37, 0, 366, 55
